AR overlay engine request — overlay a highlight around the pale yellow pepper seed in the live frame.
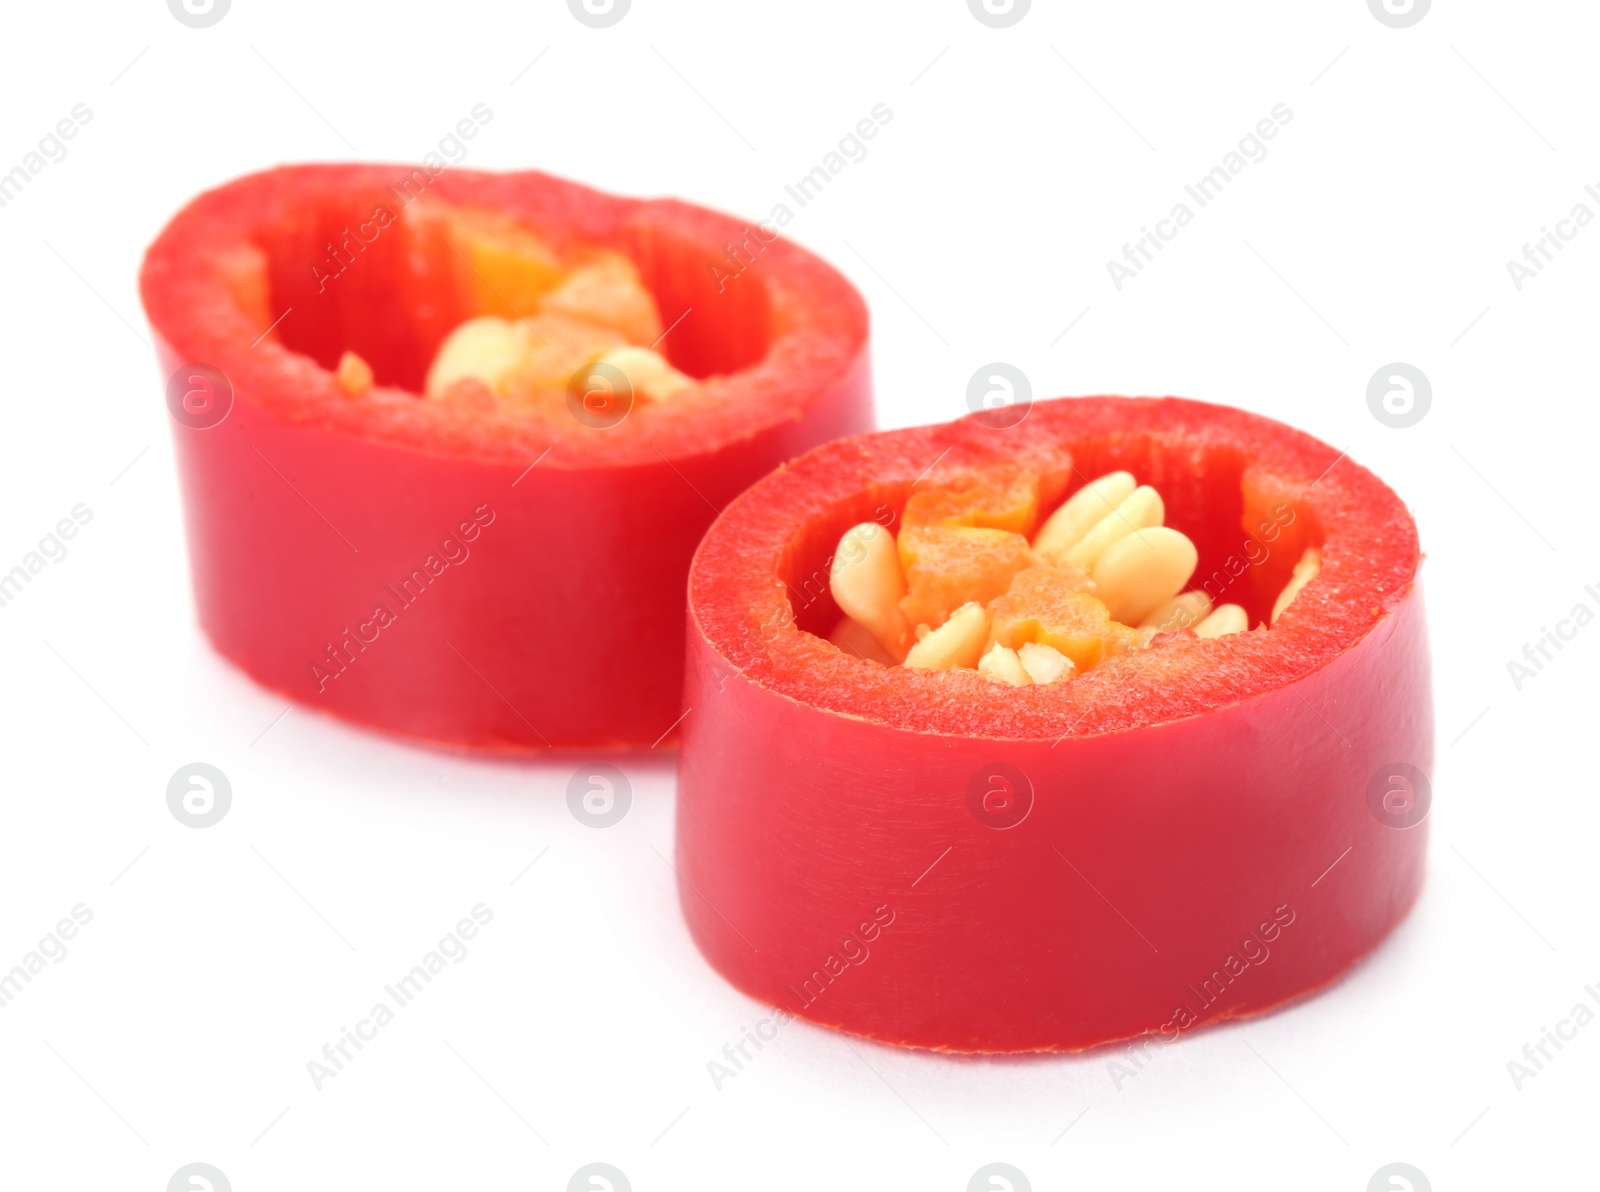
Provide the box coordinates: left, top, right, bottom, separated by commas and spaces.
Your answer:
978, 642, 1032, 686
1032, 471, 1136, 562
1018, 641, 1074, 685
1090, 525, 1200, 625
591, 345, 694, 403
828, 616, 895, 665
424, 316, 528, 398
1271, 547, 1322, 624
1141, 590, 1213, 632
829, 523, 910, 660
1194, 603, 1249, 638
334, 350, 374, 397
1063, 485, 1166, 571
904, 601, 990, 670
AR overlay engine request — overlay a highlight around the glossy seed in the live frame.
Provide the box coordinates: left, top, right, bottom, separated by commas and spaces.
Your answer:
1033, 471, 1136, 562
827, 616, 895, 665
1063, 486, 1165, 571
830, 522, 910, 660
978, 642, 1032, 686
1090, 526, 1199, 625
904, 601, 990, 670
591, 344, 694, 402
1141, 590, 1213, 632
1271, 547, 1322, 624
1194, 603, 1248, 638
424, 315, 527, 398
1018, 641, 1074, 684
335, 350, 373, 397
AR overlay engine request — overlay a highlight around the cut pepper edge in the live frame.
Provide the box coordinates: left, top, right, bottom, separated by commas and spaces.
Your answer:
689, 395, 1422, 741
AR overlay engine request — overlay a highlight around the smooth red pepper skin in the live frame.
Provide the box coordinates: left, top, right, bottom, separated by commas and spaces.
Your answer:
677, 397, 1431, 1052
141, 166, 872, 751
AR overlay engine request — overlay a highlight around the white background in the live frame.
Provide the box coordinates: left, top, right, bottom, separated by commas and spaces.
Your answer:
0, 2, 1594, 1189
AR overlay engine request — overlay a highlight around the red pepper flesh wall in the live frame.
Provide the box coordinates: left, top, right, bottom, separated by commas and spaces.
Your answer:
139, 165, 871, 751
677, 396, 1431, 1052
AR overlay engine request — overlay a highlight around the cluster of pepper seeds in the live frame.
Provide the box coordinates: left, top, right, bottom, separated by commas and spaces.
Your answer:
826, 470, 1320, 687
326, 210, 694, 407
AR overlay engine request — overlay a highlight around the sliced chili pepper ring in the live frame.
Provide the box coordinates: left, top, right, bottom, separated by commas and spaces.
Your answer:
678, 396, 1431, 1052
140, 164, 872, 750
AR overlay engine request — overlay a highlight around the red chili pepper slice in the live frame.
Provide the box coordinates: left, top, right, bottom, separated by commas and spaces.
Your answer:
139, 165, 871, 750
678, 396, 1431, 1052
